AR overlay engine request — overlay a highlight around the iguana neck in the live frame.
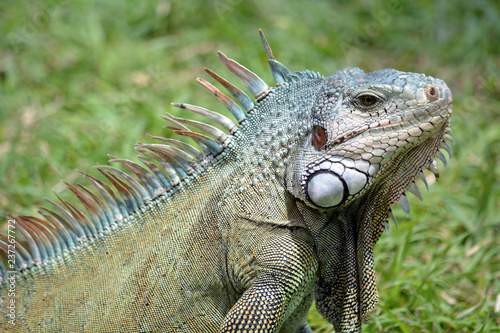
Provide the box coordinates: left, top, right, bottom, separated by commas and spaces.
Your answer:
215, 78, 324, 228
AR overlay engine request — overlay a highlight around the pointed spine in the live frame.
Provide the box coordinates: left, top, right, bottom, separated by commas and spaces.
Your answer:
217, 51, 270, 101
259, 29, 289, 86
21, 215, 65, 255
78, 171, 126, 222
44, 198, 88, 240
443, 133, 455, 145
171, 101, 237, 132
418, 172, 430, 191
96, 169, 141, 212
428, 161, 440, 180
440, 141, 453, 159
108, 155, 165, 198
136, 147, 182, 185
435, 150, 448, 167
396, 194, 411, 217
12, 218, 42, 264
204, 67, 255, 111
171, 130, 223, 156
408, 182, 424, 202
137, 144, 192, 177
170, 116, 228, 144
145, 144, 197, 168
64, 182, 106, 230
0, 237, 28, 270
87, 173, 130, 218
194, 79, 246, 124
77, 183, 116, 226
38, 207, 80, 246
57, 196, 97, 237
136, 155, 172, 191
147, 136, 205, 160
97, 165, 150, 204
161, 114, 213, 155
0, 232, 33, 268
389, 209, 398, 229
17, 217, 53, 261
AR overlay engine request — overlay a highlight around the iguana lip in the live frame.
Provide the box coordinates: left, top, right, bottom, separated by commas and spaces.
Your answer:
330, 101, 453, 148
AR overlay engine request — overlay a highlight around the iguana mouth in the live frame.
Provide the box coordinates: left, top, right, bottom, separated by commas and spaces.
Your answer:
330, 100, 453, 148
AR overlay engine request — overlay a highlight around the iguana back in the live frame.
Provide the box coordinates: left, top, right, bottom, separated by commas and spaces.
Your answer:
0, 30, 453, 332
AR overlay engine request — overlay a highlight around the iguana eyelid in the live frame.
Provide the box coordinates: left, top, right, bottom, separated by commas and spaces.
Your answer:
353, 91, 382, 99
349, 85, 391, 99
353, 92, 385, 109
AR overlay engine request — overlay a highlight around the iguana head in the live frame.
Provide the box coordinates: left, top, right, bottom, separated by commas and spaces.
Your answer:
288, 67, 453, 331
292, 67, 453, 209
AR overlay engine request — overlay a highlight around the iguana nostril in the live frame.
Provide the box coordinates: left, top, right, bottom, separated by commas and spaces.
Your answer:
426, 85, 438, 99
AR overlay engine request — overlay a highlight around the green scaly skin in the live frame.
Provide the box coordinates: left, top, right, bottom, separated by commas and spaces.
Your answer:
0, 32, 453, 332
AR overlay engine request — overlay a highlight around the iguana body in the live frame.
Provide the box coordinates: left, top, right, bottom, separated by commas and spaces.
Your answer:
0, 30, 453, 332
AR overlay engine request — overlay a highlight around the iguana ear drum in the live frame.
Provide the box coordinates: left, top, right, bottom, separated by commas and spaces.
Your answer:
306, 171, 346, 208
312, 125, 327, 150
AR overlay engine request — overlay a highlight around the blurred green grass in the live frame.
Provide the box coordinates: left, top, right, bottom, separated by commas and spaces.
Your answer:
1, 0, 499, 331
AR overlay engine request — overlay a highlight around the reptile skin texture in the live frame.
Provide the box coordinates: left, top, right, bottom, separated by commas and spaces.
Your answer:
0, 30, 453, 332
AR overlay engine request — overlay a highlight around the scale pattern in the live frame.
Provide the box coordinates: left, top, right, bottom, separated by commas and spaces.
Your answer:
0, 30, 453, 332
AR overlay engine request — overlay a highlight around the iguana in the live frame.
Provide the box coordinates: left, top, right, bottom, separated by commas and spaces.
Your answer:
0, 30, 453, 332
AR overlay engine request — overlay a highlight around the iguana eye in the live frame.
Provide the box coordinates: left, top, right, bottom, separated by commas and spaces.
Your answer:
356, 94, 379, 107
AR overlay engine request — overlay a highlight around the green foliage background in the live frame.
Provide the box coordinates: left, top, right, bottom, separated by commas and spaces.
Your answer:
1, 0, 499, 331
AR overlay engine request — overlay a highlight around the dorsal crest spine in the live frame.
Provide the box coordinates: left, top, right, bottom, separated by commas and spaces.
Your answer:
0, 30, 322, 277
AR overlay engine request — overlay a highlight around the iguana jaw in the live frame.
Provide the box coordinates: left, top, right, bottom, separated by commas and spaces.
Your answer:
330, 99, 453, 148
341, 117, 454, 329
302, 82, 453, 211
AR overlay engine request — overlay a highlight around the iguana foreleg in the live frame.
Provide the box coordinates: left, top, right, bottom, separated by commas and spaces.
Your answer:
221, 228, 318, 333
